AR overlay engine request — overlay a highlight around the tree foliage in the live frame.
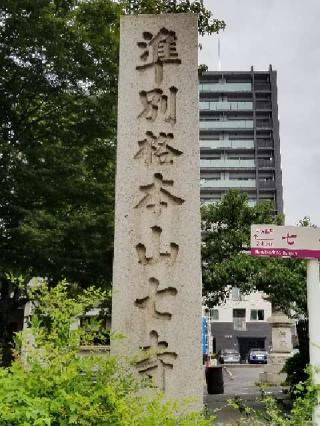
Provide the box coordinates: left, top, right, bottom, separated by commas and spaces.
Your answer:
0, 0, 225, 287
1, 0, 120, 287
0, 281, 215, 426
201, 190, 307, 317
0, 0, 224, 364
125, 0, 225, 35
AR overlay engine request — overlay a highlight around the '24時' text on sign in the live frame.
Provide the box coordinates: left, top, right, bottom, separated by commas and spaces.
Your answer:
251, 225, 320, 259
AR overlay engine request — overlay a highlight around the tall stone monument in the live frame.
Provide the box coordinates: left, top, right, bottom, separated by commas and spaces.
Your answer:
112, 14, 202, 405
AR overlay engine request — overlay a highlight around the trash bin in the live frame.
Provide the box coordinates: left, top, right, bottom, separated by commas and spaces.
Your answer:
205, 366, 224, 394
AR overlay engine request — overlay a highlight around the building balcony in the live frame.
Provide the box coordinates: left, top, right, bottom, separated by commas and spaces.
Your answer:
258, 159, 275, 168
259, 180, 276, 189
200, 159, 255, 169
200, 120, 254, 130
200, 101, 253, 111
254, 83, 271, 92
200, 179, 256, 189
256, 101, 272, 110
257, 140, 273, 149
200, 139, 254, 150
199, 82, 252, 93
256, 120, 273, 129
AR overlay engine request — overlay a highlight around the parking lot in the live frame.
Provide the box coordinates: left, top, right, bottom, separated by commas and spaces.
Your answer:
204, 365, 286, 425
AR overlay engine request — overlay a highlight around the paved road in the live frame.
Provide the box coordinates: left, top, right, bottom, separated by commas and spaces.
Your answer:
204, 365, 287, 425
222, 365, 265, 395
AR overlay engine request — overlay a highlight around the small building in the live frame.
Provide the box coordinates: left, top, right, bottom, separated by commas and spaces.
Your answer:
205, 288, 272, 361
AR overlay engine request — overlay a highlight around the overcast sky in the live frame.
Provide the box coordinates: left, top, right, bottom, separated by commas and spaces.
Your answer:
200, 0, 320, 226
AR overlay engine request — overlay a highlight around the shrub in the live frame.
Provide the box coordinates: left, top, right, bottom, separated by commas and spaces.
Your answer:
0, 281, 215, 426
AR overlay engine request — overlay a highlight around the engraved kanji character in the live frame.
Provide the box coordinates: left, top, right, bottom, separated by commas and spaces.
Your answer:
138, 86, 177, 124
137, 28, 181, 84
135, 277, 177, 320
136, 226, 179, 266
135, 173, 184, 215
134, 131, 182, 165
136, 330, 178, 391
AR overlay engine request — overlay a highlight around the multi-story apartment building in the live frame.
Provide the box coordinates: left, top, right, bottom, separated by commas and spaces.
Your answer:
200, 67, 284, 359
199, 66, 283, 214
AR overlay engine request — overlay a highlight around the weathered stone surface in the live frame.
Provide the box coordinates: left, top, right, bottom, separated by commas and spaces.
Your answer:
269, 311, 294, 353
260, 311, 293, 385
112, 14, 202, 405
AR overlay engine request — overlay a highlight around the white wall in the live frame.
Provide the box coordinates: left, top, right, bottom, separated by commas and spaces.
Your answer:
207, 290, 272, 323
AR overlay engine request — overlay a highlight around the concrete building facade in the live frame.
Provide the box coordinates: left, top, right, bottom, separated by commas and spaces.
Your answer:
200, 67, 283, 358
199, 66, 283, 214
205, 290, 272, 360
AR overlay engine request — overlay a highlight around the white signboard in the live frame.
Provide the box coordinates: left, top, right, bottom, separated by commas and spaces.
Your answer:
251, 224, 320, 259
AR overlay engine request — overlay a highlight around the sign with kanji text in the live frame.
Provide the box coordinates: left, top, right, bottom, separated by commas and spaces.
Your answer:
251, 224, 320, 259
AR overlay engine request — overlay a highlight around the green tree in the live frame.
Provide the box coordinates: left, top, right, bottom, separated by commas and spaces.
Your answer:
201, 190, 307, 317
0, 281, 215, 426
0, 0, 121, 366
0, 0, 225, 364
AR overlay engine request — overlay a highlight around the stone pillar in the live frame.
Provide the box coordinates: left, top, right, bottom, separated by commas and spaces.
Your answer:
111, 14, 202, 405
21, 278, 44, 364
260, 310, 294, 385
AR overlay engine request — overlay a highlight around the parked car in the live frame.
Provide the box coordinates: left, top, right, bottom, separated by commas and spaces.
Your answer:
247, 348, 268, 364
219, 349, 241, 364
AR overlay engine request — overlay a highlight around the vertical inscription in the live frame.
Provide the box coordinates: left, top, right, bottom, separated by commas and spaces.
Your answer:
134, 27, 181, 389
113, 14, 201, 404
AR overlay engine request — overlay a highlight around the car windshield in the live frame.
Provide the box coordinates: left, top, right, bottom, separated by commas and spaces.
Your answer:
223, 350, 238, 354
250, 349, 266, 353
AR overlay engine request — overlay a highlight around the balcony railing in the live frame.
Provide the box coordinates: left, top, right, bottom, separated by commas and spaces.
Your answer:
257, 140, 273, 149
201, 200, 220, 206
256, 120, 272, 129
200, 159, 255, 168
256, 101, 272, 110
199, 82, 252, 92
200, 139, 254, 149
254, 83, 271, 91
259, 180, 275, 189
200, 179, 256, 188
258, 159, 275, 168
200, 101, 253, 111
200, 120, 254, 130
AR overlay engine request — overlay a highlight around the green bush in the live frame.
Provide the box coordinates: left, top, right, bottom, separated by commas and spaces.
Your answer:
0, 281, 215, 426
229, 371, 318, 426
282, 352, 309, 397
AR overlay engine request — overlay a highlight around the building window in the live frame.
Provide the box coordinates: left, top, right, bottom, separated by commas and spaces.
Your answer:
233, 309, 245, 318
233, 309, 246, 331
250, 309, 264, 321
210, 309, 219, 320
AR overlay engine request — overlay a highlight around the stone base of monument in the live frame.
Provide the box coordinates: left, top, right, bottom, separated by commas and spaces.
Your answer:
259, 310, 294, 386
259, 353, 290, 385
